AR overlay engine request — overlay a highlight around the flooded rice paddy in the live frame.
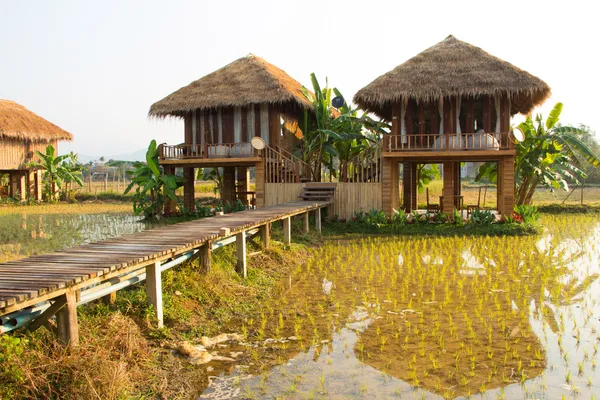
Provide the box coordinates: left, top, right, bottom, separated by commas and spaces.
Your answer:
200, 214, 600, 399
0, 204, 152, 262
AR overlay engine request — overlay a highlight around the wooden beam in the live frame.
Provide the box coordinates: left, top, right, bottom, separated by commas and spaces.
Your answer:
27, 295, 67, 333
315, 208, 322, 233
442, 162, 455, 216
255, 160, 265, 208
183, 167, 195, 211
236, 231, 247, 278
222, 167, 236, 205
283, 217, 291, 244
260, 224, 270, 249
56, 291, 79, 347
402, 162, 412, 212
146, 262, 163, 328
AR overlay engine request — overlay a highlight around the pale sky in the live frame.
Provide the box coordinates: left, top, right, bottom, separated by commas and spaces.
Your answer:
1, 0, 598, 159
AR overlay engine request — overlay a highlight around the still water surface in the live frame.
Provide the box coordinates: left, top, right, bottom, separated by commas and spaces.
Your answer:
199, 215, 600, 399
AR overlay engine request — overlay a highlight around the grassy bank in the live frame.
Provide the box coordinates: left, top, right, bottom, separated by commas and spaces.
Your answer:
0, 225, 317, 399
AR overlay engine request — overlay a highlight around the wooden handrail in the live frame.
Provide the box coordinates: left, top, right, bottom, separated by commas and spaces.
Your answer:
383, 132, 513, 152
158, 142, 257, 160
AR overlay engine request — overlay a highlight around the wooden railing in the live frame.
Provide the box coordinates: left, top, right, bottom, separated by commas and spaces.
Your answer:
158, 142, 257, 160
383, 132, 514, 152
342, 147, 381, 183
264, 146, 313, 183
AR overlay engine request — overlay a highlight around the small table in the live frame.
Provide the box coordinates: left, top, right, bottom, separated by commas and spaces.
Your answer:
236, 191, 256, 208
439, 195, 464, 212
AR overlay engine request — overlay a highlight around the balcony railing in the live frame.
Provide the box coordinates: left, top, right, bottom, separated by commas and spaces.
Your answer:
383, 132, 514, 153
158, 142, 258, 160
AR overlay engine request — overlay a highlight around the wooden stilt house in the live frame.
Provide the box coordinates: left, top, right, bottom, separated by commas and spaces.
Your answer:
0, 100, 73, 200
354, 35, 551, 216
149, 54, 314, 210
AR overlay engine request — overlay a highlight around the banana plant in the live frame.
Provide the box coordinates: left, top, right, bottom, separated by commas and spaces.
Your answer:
125, 140, 184, 219
27, 145, 83, 200
300, 74, 387, 181
476, 103, 600, 205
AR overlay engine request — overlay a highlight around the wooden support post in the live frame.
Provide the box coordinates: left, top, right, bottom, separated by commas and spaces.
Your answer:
163, 165, 175, 214
222, 167, 236, 205
283, 217, 291, 244
315, 208, 322, 233
302, 212, 309, 233
56, 291, 79, 347
382, 158, 399, 216
146, 261, 163, 328
237, 166, 250, 206
28, 295, 67, 333
442, 162, 455, 216
500, 156, 515, 216
402, 162, 412, 212
27, 170, 35, 200
101, 292, 116, 305
183, 167, 195, 212
497, 159, 504, 214
260, 224, 270, 249
255, 160, 265, 208
410, 162, 418, 210
34, 169, 42, 201
236, 231, 247, 278
199, 241, 211, 273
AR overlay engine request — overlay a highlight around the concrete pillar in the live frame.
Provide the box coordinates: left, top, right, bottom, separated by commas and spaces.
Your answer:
442, 162, 455, 215
183, 167, 195, 212
382, 158, 399, 216
315, 208, 322, 233
56, 291, 79, 347
222, 167, 236, 205
146, 262, 163, 328
236, 231, 247, 278
260, 224, 270, 249
283, 217, 291, 244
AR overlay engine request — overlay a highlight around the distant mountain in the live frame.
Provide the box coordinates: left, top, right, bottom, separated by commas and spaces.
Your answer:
76, 148, 147, 164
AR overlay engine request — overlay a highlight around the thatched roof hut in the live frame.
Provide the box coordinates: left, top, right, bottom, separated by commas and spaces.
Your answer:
149, 54, 312, 118
0, 100, 72, 142
354, 35, 551, 120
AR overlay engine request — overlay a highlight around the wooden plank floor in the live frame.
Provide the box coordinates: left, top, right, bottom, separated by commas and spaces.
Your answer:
0, 201, 330, 315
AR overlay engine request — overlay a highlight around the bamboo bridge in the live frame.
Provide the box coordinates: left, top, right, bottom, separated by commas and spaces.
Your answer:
0, 200, 331, 346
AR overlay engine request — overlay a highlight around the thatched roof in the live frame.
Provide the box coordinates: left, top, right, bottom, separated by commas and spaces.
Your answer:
149, 54, 312, 117
354, 35, 551, 120
0, 100, 72, 142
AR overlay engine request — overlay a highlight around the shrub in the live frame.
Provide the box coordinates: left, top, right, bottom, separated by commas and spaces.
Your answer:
470, 209, 495, 224
514, 204, 539, 224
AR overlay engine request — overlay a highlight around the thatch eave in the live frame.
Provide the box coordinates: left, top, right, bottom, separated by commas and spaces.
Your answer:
0, 100, 73, 142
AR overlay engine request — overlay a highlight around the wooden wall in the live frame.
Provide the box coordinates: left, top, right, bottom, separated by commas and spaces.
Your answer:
264, 182, 382, 220
0, 139, 57, 170
184, 104, 287, 148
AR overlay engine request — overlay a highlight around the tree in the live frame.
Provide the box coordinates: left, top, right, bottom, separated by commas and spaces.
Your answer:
27, 145, 83, 200
125, 140, 184, 219
476, 103, 600, 205
300, 73, 387, 181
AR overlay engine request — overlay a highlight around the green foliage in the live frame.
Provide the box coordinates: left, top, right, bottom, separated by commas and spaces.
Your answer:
470, 209, 496, 224
416, 164, 441, 193
514, 204, 539, 224
476, 103, 600, 205
27, 145, 83, 200
300, 73, 387, 181
125, 140, 184, 219
223, 199, 246, 214
0, 335, 26, 397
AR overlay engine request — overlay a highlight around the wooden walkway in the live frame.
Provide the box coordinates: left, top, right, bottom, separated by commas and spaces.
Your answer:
0, 200, 329, 344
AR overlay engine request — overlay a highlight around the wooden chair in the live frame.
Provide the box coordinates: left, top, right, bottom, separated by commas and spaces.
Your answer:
426, 188, 440, 212
466, 186, 483, 217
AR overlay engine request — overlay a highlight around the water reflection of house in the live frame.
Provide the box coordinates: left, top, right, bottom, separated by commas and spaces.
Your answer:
149, 54, 314, 210
354, 35, 551, 215
0, 100, 73, 200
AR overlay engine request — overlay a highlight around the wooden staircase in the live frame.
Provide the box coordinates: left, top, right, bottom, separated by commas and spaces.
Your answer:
298, 183, 337, 202
264, 146, 313, 183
